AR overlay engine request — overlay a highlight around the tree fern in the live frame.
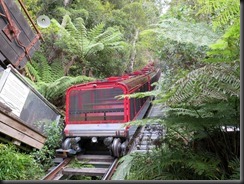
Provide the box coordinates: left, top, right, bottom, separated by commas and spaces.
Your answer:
87, 22, 105, 41
167, 62, 240, 106
123, 0, 240, 180
229, 157, 240, 179
30, 53, 53, 83
49, 60, 65, 81
133, 63, 240, 180
205, 19, 240, 63
24, 62, 41, 82
44, 75, 94, 102
54, 15, 125, 64
126, 148, 221, 180
196, 0, 240, 30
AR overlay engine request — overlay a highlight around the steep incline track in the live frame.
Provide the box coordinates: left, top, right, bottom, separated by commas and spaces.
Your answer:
43, 98, 166, 181
43, 122, 165, 181
42, 154, 118, 180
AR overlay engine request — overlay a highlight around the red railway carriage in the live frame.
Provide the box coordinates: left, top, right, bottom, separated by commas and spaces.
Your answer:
63, 62, 161, 157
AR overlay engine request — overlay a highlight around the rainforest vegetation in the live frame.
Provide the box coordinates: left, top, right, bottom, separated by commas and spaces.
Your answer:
0, 0, 240, 180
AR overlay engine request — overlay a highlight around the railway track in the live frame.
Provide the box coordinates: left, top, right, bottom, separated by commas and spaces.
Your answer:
42, 123, 164, 181
42, 153, 118, 180
131, 123, 165, 153
42, 102, 165, 181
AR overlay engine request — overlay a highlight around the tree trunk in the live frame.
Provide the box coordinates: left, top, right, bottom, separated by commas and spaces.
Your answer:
64, 56, 76, 75
128, 29, 139, 73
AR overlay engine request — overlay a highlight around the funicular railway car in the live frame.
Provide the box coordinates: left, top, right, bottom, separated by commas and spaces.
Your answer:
62, 62, 161, 157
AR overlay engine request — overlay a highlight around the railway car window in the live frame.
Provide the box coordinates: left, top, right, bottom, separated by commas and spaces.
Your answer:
144, 83, 149, 92
68, 88, 125, 123
130, 98, 135, 120
141, 84, 148, 104
134, 98, 139, 113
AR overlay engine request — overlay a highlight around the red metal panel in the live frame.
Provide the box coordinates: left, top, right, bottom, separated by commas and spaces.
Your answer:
65, 82, 128, 125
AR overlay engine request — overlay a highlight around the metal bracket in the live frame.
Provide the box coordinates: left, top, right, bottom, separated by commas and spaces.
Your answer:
0, 0, 21, 41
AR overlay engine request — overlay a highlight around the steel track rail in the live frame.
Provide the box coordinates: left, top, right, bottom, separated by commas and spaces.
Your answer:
102, 158, 119, 180
43, 154, 118, 180
42, 157, 72, 180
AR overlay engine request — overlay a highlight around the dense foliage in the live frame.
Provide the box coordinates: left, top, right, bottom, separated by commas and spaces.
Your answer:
0, 144, 44, 180
0, 120, 63, 180
112, 0, 240, 180
31, 121, 64, 172
1, 0, 239, 180
22, 0, 162, 110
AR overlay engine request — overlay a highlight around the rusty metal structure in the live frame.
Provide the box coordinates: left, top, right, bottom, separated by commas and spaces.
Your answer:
0, 0, 42, 69
0, 0, 62, 150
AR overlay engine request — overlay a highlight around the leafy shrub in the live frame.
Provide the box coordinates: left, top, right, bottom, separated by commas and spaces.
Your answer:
31, 120, 64, 171
0, 143, 44, 180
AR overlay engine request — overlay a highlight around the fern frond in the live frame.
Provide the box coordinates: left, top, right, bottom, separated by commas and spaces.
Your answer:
206, 20, 240, 62
63, 16, 82, 42
111, 154, 134, 180
50, 60, 65, 81
35, 81, 49, 97
85, 43, 104, 53
61, 14, 70, 27
104, 28, 122, 42
87, 22, 105, 41
45, 75, 94, 101
186, 152, 221, 179
24, 62, 41, 82
39, 58, 53, 83
166, 108, 202, 118
94, 27, 122, 44
168, 62, 240, 105
196, 0, 240, 30
74, 17, 87, 39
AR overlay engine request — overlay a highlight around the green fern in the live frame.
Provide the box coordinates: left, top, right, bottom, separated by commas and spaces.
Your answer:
167, 62, 240, 106
229, 157, 240, 179
87, 22, 105, 41
54, 15, 125, 61
205, 19, 240, 63
49, 60, 65, 81
35, 81, 50, 97
31, 53, 53, 83
111, 154, 134, 180
196, 0, 240, 30
185, 152, 221, 179
25, 62, 41, 82
44, 75, 94, 102
126, 148, 221, 180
